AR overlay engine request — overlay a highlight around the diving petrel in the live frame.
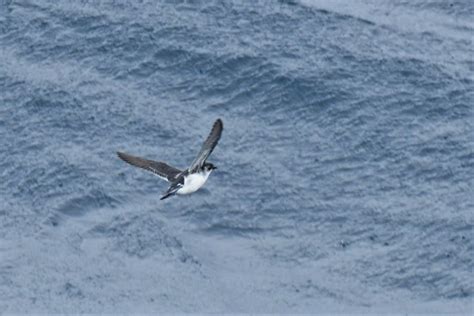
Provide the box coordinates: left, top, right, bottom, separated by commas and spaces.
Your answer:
117, 118, 223, 200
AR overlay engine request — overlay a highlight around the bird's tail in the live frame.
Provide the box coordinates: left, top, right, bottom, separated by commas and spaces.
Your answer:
160, 184, 180, 200
160, 192, 174, 200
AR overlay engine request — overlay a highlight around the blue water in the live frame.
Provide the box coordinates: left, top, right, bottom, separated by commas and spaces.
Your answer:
0, 0, 473, 313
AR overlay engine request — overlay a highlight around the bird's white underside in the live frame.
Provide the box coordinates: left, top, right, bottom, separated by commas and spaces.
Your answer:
177, 170, 212, 195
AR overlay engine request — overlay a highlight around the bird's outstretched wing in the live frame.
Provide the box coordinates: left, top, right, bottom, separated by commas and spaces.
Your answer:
117, 151, 181, 182
188, 118, 223, 172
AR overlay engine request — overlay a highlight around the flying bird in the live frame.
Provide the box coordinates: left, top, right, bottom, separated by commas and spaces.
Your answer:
117, 119, 223, 200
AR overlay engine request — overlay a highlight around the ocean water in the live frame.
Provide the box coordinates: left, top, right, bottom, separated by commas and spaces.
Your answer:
0, 0, 473, 313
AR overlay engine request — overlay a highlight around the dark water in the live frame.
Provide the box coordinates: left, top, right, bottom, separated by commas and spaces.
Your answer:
0, 0, 473, 313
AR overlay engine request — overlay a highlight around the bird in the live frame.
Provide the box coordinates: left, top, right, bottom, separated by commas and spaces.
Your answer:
117, 118, 223, 200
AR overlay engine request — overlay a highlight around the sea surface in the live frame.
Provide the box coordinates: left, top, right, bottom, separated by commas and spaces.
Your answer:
0, 0, 473, 313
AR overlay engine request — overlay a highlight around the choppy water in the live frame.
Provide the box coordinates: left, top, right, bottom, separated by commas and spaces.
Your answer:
0, 0, 473, 313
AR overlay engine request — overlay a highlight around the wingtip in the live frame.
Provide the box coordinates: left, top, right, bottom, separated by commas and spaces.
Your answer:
215, 118, 223, 129
117, 151, 132, 163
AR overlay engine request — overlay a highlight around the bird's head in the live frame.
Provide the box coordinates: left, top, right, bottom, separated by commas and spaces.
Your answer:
203, 162, 217, 172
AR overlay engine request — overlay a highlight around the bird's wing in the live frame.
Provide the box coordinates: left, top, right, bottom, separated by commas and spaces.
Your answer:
188, 118, 223, 172
117, 152, 181, 182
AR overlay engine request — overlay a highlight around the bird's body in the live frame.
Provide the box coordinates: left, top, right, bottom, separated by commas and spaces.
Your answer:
176, 169, 212, 195
118, 119, 223, 200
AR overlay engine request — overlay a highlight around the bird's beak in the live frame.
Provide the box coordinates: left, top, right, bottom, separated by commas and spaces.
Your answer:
213, 166, 218, 170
